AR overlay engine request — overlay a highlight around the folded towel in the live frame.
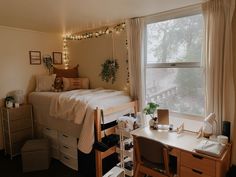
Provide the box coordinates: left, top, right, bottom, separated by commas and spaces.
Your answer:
195, 139, 226, 157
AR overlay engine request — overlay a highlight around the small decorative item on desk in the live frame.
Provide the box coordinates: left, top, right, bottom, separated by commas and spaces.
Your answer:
203, 113, 217, 138
143, 102, 159, 129
5, 96, 14, 108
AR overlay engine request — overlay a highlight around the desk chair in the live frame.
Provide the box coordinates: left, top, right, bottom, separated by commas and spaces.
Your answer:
133, 136, 171, 177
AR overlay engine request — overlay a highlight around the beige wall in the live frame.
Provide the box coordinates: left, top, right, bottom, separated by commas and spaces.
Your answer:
0, 26, 62, 149
232, 7, 236, 165
68, 31, 129, 91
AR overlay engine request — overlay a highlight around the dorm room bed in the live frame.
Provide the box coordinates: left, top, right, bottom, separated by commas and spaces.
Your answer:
29, 88, 137, 177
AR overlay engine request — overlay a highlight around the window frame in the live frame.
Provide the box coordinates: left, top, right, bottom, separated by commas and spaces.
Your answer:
143, 5, 205, 120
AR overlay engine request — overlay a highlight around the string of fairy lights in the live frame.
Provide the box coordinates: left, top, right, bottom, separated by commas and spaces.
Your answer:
62, 22, 126, 69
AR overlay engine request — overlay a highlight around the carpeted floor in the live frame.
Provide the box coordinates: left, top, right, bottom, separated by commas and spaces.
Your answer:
0, 151, 81, 177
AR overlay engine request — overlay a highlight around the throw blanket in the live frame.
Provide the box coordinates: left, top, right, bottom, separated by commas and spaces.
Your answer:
49, 88, 130, 153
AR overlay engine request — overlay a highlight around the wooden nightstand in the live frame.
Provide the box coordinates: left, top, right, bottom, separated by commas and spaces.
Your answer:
1, 104, 34, 159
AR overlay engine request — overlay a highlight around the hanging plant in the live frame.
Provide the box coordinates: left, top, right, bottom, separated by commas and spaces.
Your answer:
43, 55, 53, 74
100, 59, 119, 84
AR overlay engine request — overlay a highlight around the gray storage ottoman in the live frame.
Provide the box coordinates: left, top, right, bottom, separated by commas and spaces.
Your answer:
21, 139, 50, 172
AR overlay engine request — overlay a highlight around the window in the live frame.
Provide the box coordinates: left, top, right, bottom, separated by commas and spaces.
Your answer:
145, 12, 205, 117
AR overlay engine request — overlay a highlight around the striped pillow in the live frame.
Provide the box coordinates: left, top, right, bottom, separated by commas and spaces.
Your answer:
63, 77, 89, 91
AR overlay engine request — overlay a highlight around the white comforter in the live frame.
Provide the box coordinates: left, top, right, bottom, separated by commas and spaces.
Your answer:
49, 88, 131, 153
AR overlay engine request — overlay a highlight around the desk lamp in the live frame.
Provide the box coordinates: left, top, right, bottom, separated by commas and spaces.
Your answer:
203, 113, 217, 138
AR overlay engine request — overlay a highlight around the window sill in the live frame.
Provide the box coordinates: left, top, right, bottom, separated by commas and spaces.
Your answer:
169, 112, 203, 132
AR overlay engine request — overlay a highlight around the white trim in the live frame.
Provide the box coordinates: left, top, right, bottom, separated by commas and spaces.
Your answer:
144, 4, 202, 25
146, 62, 201, 68
169, 111, 204, 121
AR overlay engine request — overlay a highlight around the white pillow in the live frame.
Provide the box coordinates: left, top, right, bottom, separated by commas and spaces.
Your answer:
35, 74, 56, 92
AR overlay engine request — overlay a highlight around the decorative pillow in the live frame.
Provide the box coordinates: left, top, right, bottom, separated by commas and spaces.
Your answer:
53, 77, 63, 92
35, 74, 56, 92
63, 77, 89, 91
53, 65, 79, 78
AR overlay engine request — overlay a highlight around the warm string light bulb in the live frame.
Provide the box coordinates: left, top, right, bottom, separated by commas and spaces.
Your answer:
62, 22, 126, 69
63, 37, 69, 69
64, 22, 126, 41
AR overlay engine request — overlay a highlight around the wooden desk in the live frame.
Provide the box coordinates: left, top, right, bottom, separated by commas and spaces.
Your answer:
131, 126, 231, 177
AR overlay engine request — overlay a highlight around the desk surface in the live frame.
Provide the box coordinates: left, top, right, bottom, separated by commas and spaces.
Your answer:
131, 126, 201, 152
131, 126, 229, 161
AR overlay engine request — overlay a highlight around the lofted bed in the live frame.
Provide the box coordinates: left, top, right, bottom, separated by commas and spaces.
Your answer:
29, 88, 137, 176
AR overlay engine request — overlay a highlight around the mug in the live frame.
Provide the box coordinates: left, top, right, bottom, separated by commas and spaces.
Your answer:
217, 135, 228, 144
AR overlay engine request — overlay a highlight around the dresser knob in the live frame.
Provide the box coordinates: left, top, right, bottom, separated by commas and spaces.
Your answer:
192, 169, 203, 174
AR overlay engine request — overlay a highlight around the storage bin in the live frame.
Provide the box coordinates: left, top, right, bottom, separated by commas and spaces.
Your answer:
21, 139, 50, 172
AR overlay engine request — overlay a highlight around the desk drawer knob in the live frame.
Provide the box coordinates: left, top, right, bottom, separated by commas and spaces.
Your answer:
192, 154, 203, 159
192, 169, 203, 174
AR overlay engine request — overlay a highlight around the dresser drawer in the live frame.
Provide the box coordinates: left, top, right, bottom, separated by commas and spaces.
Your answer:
43, 127, 58, 138
59, 133, 77, 148
8, 106, 31, 120
11, 128, 32, 143
60, 152, 78, 170
4, 119, 32, 133
60, 143, 77, 158
43, 127, 58, 148
5, 141, 25, 156
181, 166, 212, 177
181, 151, 215, 176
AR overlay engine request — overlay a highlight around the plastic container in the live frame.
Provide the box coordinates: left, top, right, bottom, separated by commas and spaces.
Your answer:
13, 90, 24, 104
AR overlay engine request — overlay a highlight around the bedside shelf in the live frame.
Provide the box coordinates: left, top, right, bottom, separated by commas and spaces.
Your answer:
116, 127, 134, 176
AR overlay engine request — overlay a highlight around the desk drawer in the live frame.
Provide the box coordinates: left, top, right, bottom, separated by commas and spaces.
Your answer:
181, 151, 215, 176
181, 166, 212, 177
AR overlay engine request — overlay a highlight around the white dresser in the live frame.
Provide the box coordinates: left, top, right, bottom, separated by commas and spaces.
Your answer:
42, 127, 78, 170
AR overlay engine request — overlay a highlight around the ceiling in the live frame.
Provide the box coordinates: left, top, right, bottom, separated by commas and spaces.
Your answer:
0, 0, 204, 34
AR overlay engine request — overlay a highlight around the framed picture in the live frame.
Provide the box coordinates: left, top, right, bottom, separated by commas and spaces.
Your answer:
29, 51, 41, 65
53, 52, 62, 65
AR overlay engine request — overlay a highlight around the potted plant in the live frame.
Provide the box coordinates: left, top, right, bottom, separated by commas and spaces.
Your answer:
43, 55, 53, 74
5, 96, 15, 108
143, 102, 159, 129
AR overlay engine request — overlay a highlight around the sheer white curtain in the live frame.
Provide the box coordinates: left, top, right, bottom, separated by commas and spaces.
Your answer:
126, 18, 145, 110
202, 0, 235, 136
